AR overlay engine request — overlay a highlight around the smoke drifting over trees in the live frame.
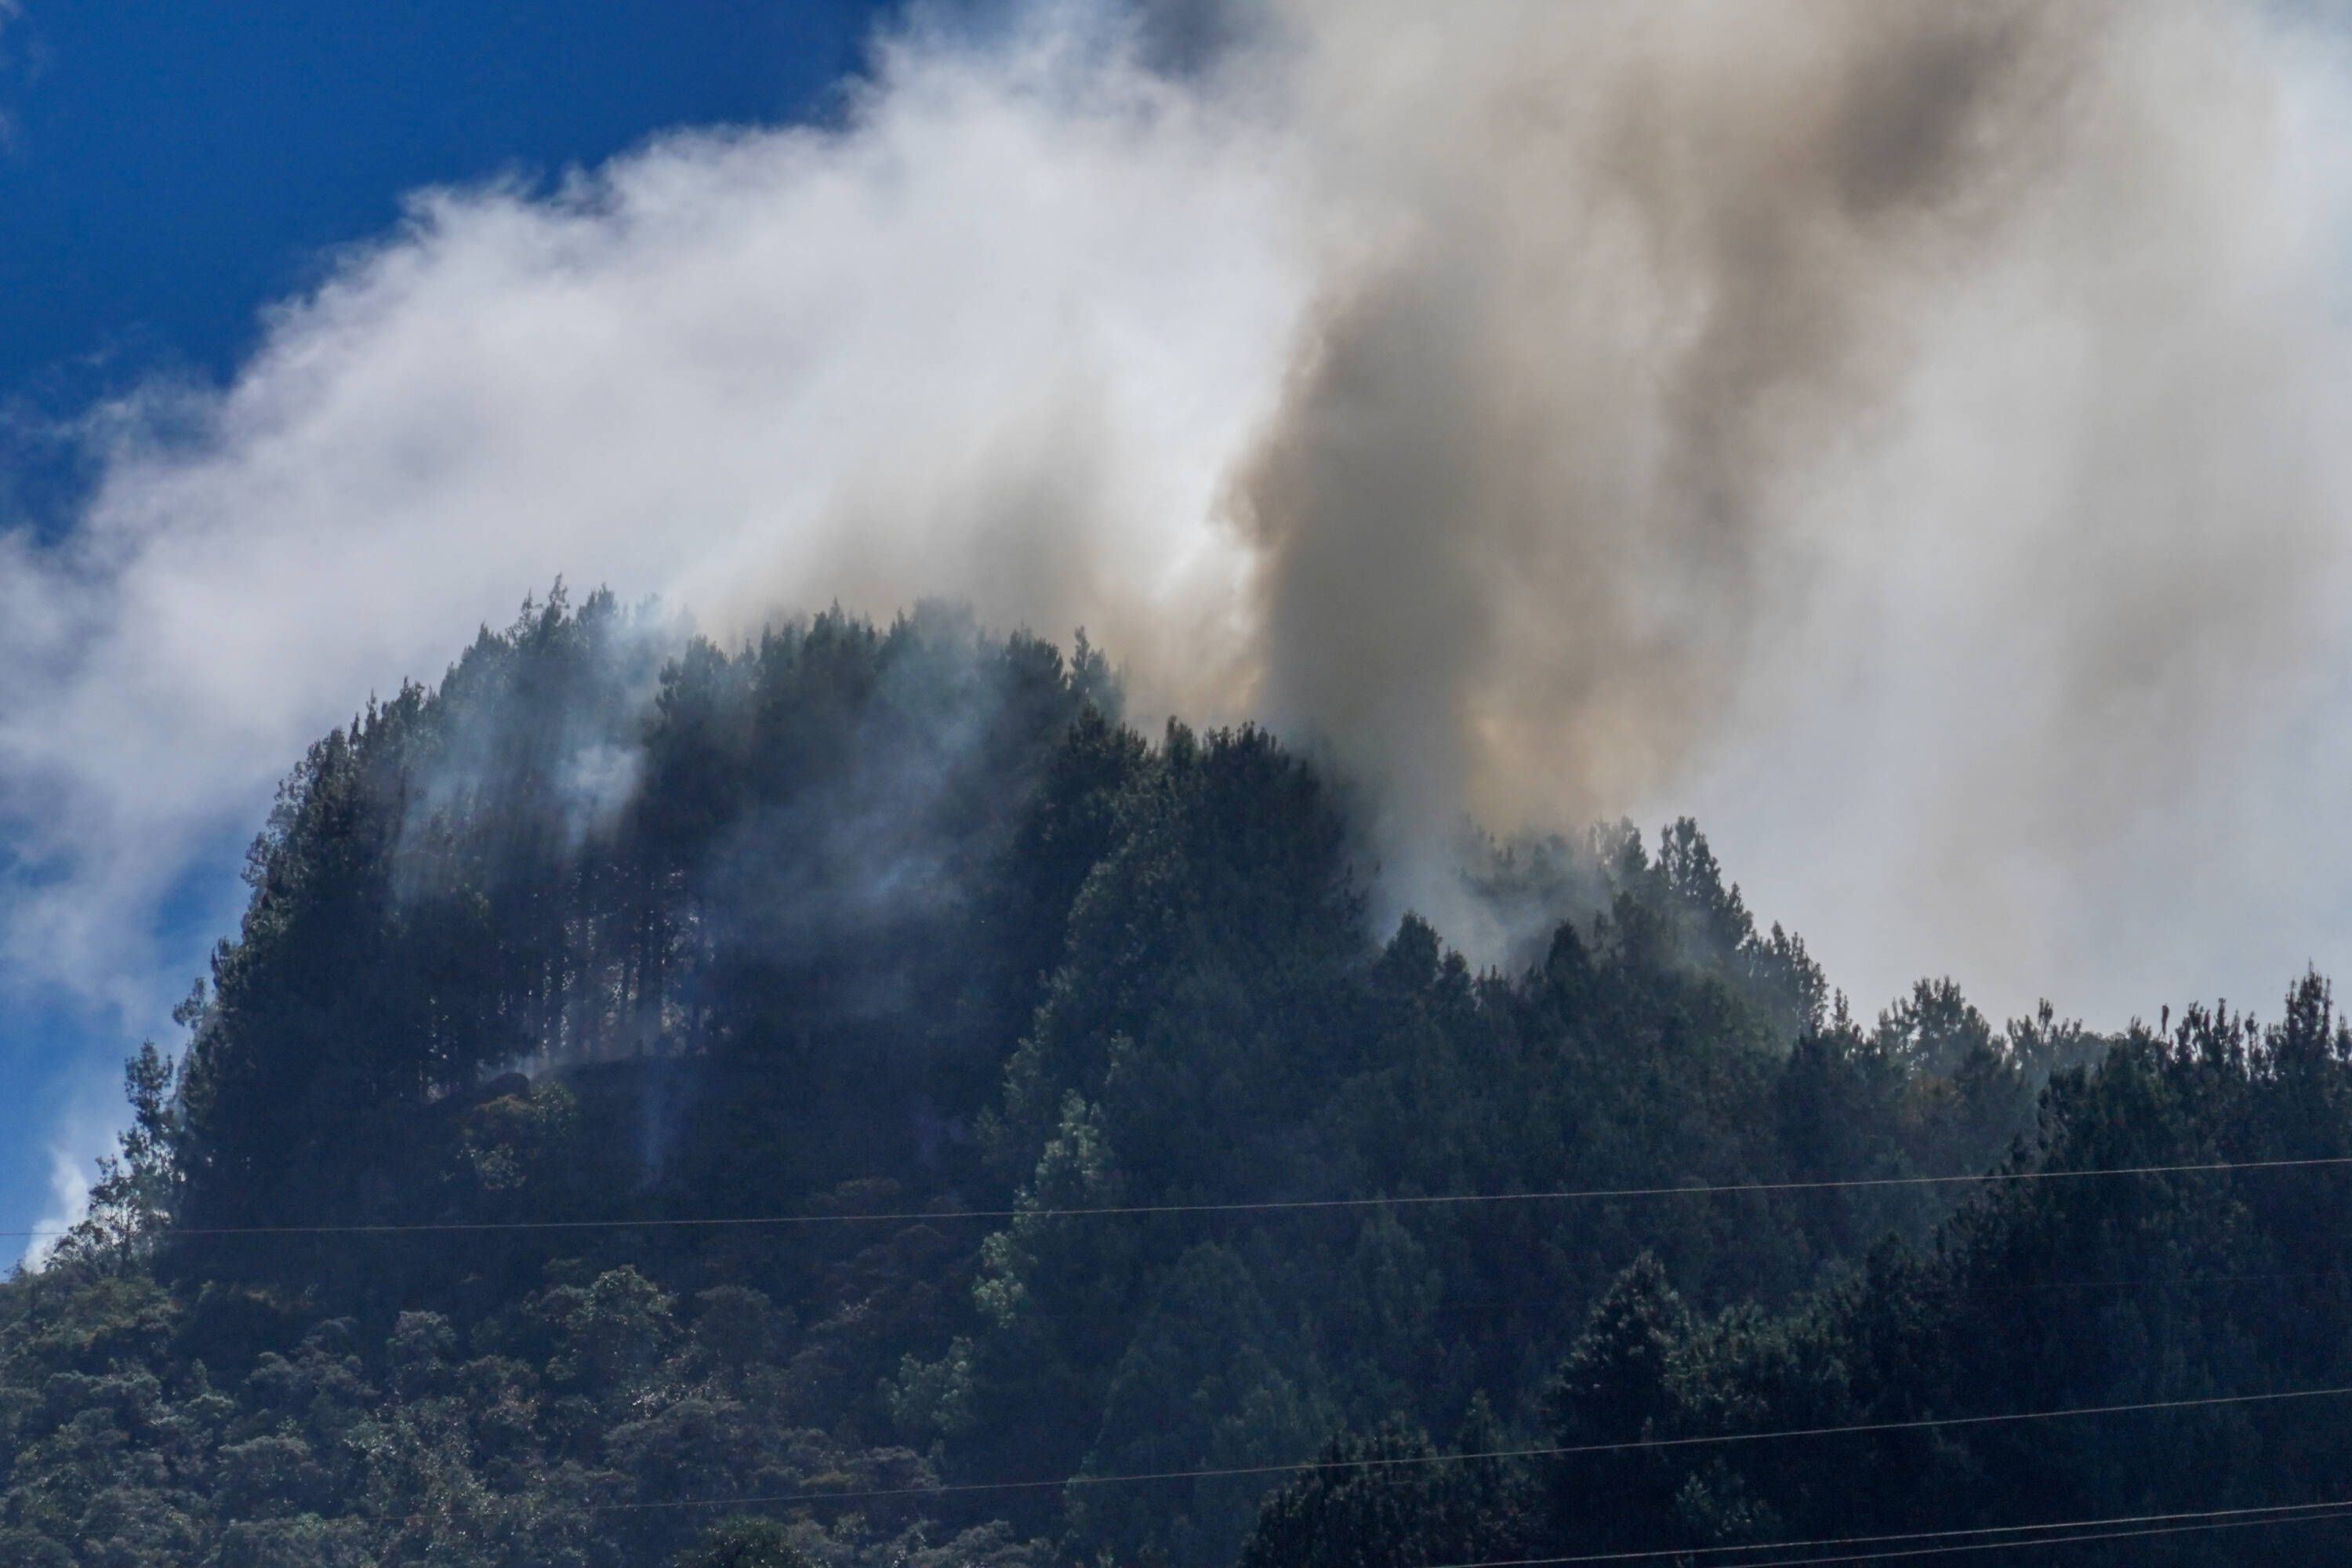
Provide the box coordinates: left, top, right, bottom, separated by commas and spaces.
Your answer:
9, 2, 2352, 1560
8, 603, 2352, 1567
0, 0, 2348, 1408
5, 0, 2351, 1094
1233, 0, 2352, 972
1244, 0, 2096, 883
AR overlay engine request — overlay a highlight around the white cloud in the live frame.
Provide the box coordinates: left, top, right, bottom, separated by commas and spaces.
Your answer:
9, 0, 2352, 1236
0, 5, 1306, 1040
24, 1137, 90, 1270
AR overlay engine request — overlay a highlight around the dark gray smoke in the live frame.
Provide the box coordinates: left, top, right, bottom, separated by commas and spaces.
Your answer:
12, 0, 2352, 1238
1236, 1, 2079, 919
1225, 0, 2352, 993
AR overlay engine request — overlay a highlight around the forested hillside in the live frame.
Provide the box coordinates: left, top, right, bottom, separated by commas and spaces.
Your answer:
7, 593, 2350, 1567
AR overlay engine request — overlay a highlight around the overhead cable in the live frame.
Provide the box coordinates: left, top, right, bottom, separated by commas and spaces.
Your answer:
586, 1381, 2352, 1511
20, 1151, 2352, 1241
1413, 1496, 2352, 1567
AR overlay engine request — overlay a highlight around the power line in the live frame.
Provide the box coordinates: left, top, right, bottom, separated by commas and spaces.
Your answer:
586, 1381, 2352, 1512
1417, 1497, 2352, 1567
21, 1152, 2352, 1241
1678, 1504, 2352, 1566
1657, 1504, 2352, 1567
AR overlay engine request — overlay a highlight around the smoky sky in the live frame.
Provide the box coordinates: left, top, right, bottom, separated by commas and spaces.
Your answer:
1234, 0, 2352, 991
6, 0, 2352, 1240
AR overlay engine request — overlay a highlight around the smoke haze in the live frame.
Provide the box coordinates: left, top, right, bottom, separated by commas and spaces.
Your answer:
6, 0, 2352, 1225
1238, 0, 2352, 967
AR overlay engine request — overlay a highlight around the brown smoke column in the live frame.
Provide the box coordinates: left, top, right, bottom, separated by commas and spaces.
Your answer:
1219, 0, 2345, 990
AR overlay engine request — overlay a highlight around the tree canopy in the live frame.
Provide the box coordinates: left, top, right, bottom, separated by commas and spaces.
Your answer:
5, 593, 2332, 1568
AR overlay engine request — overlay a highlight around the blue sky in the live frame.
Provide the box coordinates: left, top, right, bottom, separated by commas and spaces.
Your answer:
0, 2, 891, 526
0, 0, 897, 1250
5, 0, 2351, 1264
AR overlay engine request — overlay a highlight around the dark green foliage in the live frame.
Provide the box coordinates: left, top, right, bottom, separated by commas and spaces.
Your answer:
0, 1252, 1039, 1567
51, 1043, 180, 1274
11, 593, 2328, 1567
678, 1515, 811, 1568
1542, 1254, 1692, 1552
1239, 1413, 1525, 1568
1254, 973, 2352, 1568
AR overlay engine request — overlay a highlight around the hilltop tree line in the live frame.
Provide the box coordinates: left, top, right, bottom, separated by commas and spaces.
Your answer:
5, 591, 2349, 1567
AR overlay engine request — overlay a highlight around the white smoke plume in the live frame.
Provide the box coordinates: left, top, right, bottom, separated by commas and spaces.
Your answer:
5, 0, 2352, 1229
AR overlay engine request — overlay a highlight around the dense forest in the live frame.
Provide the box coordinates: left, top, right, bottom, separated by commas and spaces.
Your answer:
7, 590, 2352, 1566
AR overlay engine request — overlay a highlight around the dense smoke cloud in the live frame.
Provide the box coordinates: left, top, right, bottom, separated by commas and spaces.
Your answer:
5, 0, 2352, 1232
0, 7, 1301, 1028
1242, 0, 2086, 899
1237, 0, 2352, 972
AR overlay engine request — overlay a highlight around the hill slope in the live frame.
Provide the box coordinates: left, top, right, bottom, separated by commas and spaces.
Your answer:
13, 596, 2347, 1568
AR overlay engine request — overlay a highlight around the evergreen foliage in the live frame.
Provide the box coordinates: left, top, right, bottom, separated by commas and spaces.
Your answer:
1, 593, 2328, 1566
